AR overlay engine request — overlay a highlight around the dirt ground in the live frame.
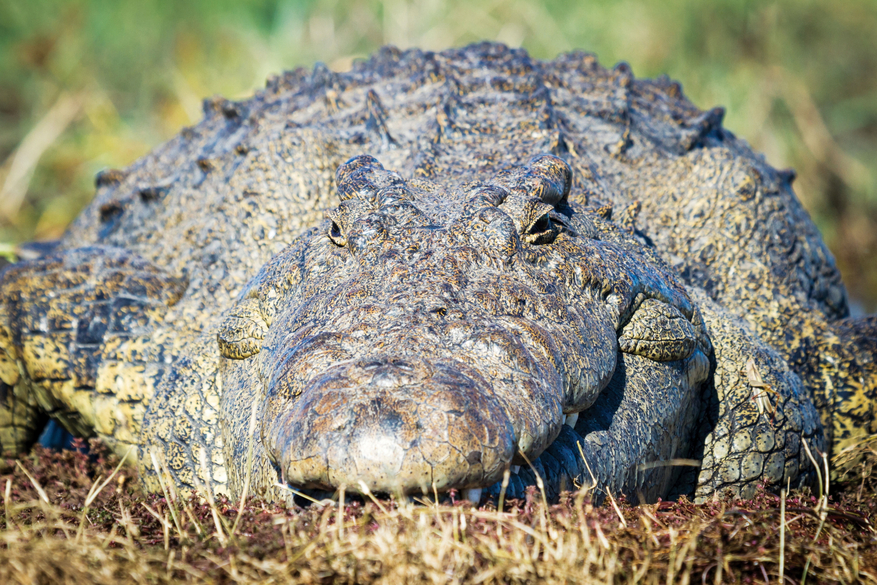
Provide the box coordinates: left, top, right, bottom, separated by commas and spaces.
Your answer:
2, 439, 876, 584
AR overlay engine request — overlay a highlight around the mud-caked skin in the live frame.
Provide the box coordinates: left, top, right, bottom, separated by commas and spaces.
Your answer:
0, 43, 872, 503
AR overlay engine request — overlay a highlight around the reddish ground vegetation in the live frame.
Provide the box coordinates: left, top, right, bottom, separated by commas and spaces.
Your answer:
1, 440, 876, 584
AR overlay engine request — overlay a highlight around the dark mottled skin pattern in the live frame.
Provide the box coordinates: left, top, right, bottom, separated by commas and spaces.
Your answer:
0, 43, 873, 504
215, 153, 712, 501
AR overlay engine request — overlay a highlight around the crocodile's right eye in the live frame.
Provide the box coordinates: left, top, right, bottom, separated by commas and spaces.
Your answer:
328, 221, 346, 247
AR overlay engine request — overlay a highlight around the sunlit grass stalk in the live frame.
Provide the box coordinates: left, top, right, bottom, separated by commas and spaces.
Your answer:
780, 487, 786, 584
75, 446, 131, 543
231, 398, 260, 538
150, 448, 186, 542
197, 447, 228, 546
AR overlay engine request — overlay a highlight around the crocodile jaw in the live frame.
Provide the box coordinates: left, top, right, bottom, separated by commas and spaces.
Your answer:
263, 356, 524, 494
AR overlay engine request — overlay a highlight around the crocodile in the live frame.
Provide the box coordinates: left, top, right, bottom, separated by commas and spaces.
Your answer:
1, 43, 875, 504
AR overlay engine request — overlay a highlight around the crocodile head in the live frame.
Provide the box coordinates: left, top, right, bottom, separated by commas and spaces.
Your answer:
218, 154, 711, 497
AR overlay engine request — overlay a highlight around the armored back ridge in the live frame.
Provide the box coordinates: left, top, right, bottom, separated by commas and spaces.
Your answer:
0, 43, 873, 504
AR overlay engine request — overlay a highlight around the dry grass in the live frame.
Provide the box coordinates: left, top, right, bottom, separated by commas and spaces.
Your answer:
2, 440, 877, 584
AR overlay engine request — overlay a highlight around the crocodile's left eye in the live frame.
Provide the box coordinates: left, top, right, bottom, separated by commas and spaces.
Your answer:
522, 212, 558, 245
529, 213, 550, 234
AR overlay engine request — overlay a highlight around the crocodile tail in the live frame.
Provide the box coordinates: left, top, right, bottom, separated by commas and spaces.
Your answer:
829, 314, 877, 472
0, 245, 187, 459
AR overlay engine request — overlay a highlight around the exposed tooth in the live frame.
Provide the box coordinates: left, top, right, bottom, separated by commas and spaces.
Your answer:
465, 488, 482, 503
511, 465, 520, 475
565, 413, 579, 428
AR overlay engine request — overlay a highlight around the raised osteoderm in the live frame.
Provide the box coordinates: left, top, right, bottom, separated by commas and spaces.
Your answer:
1, 43, 875, 504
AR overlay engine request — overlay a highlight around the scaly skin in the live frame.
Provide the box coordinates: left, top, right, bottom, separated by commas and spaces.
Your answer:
213, 154, 713, 501
0, 43, 871, 503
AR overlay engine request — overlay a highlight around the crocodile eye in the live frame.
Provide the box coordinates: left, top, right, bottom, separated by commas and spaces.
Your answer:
530, 213, 550, 234
522, 212, 557, 245
328, 221, 347, 246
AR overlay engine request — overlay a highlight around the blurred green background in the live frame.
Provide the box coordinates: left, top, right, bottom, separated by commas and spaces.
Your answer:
0, 0, 875, 310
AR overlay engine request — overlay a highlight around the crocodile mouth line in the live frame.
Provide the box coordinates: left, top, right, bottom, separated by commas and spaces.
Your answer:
269, 385, 590, 504
266, 333, 712, 505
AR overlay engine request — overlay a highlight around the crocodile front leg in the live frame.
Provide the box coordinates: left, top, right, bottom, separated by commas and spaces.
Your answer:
0, 304, 46, 454
690, 289, 825, 501
830, 314, 877, 474
0, 245, 187, 463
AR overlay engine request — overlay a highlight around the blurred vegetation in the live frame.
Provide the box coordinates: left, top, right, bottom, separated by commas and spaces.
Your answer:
0, 0, 875, 309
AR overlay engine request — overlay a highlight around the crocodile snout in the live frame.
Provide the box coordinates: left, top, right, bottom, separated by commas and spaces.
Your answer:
263, 356, 516, 494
